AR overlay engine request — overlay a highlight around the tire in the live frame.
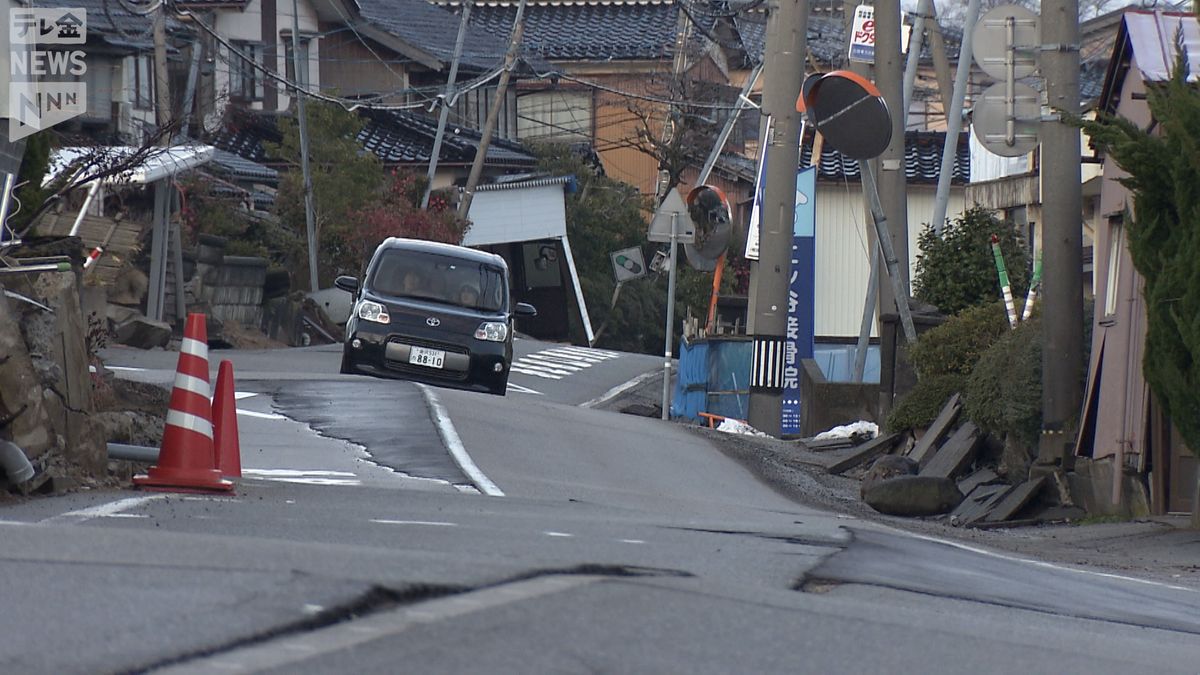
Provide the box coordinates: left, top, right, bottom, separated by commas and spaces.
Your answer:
339, 348, 356, 374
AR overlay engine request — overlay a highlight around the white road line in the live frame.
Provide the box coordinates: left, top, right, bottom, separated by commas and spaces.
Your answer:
899, 529, 1200, 593
547, 349, 609, 363
505, 382, 543, 396
244, 469, 357, 477
40, 495, 166, 525
556, 347, 618, 360
521, 354, 586, 371
509, 366, 562, 380
371, 519, 458, 527
580, 370, 661, 408
106, 365, 146, 372
510, 360, 574, 376
234, 392, 258, 400
544, 531, 574, 538
620, 539, 646, 544
238, 409, 288, 420
417, 384, 504, 497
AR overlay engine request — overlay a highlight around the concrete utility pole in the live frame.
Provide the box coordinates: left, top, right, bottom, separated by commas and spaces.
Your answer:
422, 0, 472, 209
874, 0, 910, 314
152, 1, 172, 137
1037, 0, 1083, 466
458, 0, 527, 219
746, 0, 807, 437
291, 0, 320, 293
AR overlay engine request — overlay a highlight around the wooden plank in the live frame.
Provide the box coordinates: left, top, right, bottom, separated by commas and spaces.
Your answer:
919, 421, 982, 479
907, 392, 962, 466
826, 433, 901, 475
957, 468, 1000, 495
983, 476, 1048, 523
952, 484, 1013, 526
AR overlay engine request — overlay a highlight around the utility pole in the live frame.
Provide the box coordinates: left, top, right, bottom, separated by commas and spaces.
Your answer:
746, 0, 807, 437
458, 0, 527, 219
1037, 0, 1083, 466
874, 0, 910, 314
422, 0, 472, 209
153, 1, 172, 137
291, 0, 319, 293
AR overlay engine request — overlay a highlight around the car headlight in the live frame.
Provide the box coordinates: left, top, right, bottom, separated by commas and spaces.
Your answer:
357, 300, 390, 324
474, 321, 508, 342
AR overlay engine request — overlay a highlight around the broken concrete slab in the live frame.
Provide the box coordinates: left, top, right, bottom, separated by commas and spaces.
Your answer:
0, 289, 55, 458
804, 437, 856, 452
907, 392, 961, 467
827, 433, 901, 475
984, 476, 1048, 523
863, 475, 964, 517
950, 483, 1013, 527
957, 468, 1002, 496
114, 314, 172, 350
919, 421, 983, 480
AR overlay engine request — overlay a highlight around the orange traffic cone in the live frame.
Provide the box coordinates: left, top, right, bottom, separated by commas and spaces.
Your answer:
212, 360, 242, 479
134, 313, 233, 493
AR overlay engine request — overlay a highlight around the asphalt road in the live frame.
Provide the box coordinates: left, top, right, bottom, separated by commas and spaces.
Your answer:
1, 341, 1197, 673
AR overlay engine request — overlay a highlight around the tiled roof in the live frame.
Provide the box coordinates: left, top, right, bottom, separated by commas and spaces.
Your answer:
441, 0, 681, 61
717, 131, 970, 186
356, 0, 516, 71
33, 0, 186, 50
210, 149, 279, 183
209, 109, 535, 169
357, 109, 536, 166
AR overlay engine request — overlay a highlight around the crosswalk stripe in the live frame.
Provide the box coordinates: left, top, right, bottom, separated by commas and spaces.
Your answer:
510, 366, 562, 380
522, 354, 586, 371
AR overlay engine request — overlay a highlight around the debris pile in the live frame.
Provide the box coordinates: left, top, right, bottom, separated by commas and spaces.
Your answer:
801, 394, 1084, 527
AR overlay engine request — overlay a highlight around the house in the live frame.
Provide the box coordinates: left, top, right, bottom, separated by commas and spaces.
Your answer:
30, 0, 192, 143
1076, 9, 1198, 516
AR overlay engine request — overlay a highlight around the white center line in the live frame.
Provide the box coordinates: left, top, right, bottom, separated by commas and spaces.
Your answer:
544, 531, 574, 538
620, 539, 646, 544
371, 519, 458, 527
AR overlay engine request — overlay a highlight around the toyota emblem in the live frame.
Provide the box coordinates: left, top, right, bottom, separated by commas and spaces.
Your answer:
426, 317, 441, 327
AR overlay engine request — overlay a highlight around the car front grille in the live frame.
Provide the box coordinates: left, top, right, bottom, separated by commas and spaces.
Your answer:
384, 335, 470, 381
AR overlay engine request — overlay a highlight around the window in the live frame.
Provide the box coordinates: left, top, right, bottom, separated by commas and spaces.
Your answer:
517, 90, 592, 142
229, 41, 265, 101
133, 53, 154, 110
283, 38, 311, 88
1104, 219, 1124, 317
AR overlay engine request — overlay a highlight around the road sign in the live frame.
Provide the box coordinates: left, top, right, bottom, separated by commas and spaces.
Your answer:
972, 81, 1041, 157
802, 70, 892, 160
647, 187, 695, 244
610, 246, 646, 283
972, 5, 1040, 80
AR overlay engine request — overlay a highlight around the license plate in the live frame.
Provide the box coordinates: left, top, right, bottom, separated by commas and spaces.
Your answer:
409, 345, 446, 369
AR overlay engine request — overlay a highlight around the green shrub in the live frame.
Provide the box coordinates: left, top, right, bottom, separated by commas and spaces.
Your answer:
905, 302, 1010, 379
914, 207, 1029, 316
965, 315, 1043, 446
886, 373, 965, 433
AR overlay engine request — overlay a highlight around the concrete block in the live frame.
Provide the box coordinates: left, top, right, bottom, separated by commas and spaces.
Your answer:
799, 359, 880, 438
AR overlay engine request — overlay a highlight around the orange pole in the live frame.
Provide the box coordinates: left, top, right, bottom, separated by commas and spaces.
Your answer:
705, 252, 726, 335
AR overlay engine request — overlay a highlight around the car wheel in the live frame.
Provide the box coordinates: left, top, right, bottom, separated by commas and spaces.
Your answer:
340, 348, 356, 374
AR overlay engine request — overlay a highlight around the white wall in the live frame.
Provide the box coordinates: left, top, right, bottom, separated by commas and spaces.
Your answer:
814, 183, 966, 337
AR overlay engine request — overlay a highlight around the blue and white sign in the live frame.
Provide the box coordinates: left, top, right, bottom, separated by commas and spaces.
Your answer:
781, 166, 817, 436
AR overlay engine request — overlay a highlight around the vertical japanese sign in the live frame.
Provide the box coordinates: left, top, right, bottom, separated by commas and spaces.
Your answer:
7, 6, 88, 140
780, 166, 816, 436
848, 4, 875, 63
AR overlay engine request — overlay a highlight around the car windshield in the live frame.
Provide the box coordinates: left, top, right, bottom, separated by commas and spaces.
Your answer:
370, 249, 506, 312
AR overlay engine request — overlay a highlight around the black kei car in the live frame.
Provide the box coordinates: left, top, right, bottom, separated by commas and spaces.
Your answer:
335, 238, 536, 395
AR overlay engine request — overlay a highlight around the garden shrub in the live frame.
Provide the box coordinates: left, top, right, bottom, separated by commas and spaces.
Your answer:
965, 315, 1043, 446
886, 373, 965, 433
905, 302, 1010, 379
914, 207, 1029, 316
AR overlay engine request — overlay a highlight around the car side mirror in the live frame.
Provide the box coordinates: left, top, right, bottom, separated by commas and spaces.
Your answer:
334, 275, 360, 294
515, 302, 537, 318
